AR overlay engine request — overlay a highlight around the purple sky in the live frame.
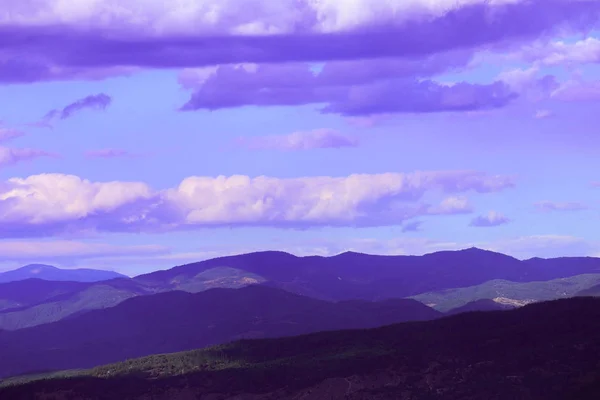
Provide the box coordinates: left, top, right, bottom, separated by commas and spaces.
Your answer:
0, 0, 600, 275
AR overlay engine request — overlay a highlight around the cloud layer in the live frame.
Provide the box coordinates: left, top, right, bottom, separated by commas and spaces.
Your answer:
0, 170, 514, 236
0, 0, 597, 88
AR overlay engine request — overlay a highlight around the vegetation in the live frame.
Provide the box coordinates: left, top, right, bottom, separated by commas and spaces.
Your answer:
2, 297, 600, 399
411, 273, 600, 311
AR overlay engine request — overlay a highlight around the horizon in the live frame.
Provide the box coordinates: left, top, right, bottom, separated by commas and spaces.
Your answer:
0, 0, 600, 276
3, 246, 599, 278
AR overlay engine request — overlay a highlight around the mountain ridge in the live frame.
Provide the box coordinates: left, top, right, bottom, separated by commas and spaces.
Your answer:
0, 264, 128, 284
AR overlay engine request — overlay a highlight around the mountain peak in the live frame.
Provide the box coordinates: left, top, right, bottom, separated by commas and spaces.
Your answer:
18, 264, 59, 273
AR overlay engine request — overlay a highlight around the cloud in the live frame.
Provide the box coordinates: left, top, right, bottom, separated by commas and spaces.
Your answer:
85, 149, 135, 159
550, 78, 600, 102
180, 60, 518, 115
1, 0, 599, 82
534, 201, 588, 212
469, 210, 510, 227
427, 196, 473, 215
0, 170, 514, 236
497, 67, 559, 101
40, 93, 112, 125
401, 220, 423, 232
0, 147, 55, 167
534, 109, 554, 119
0, 128, 25, 143
592, 181, 600, 188
234, 129, 359, 151
517, 37, 600, 67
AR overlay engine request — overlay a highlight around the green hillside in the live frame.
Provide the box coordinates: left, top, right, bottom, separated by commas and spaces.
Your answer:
411, 273, 600, 311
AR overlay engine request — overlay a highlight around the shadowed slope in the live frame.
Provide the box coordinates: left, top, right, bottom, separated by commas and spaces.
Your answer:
0, 285, 441, 378
2, 297, 599, 399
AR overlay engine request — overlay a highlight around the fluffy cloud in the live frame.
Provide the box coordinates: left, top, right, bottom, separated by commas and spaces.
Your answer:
469, 210, 510, 227
517, 37, 600, 67
0, 170, 514, 236
427, 196, 473, 215
0, 0, 598, 82
534, 201, 588, 212
234, 129, 359, 150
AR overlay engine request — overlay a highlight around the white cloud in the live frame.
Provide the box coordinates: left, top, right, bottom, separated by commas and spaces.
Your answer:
0, 171, 514, 235
0, 0, 526, 35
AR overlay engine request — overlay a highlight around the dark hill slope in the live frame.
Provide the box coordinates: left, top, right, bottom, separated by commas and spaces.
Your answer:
2, 297, 600, 399
0, 285, 441, 378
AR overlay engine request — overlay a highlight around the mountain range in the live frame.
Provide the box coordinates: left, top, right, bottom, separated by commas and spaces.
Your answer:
2, 297, 599, 399
2, 248, 600, 330
1, 248, 600, 398
0, 264, 127, 284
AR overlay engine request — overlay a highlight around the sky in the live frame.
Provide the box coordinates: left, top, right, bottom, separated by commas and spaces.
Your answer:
0, 0, 600, 276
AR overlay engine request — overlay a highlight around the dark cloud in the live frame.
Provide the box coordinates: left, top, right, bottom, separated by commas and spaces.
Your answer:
0, 0, 598, 83
44, 93, 112, 121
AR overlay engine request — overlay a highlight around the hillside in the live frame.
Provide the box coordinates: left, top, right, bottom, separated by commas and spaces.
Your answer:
2, 297, 599, 399
410, 273, 600, 311
0, 285, 441, 378
577, 283, 600, 297
445, 299, 515, 315
0, 264, 127, 283
0, 267, 263, 330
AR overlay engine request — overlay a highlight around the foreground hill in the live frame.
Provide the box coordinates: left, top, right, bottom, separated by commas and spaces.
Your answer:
0, 264, 127, 284
0, 285, 441, 378
411, 273, 600, 311
2, 297, 599, 399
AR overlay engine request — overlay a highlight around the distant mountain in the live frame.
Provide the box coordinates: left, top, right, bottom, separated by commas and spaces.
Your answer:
446, 298, 515, 315
133, 248, 600, 301
410, 273, 600, 311
0, 266, 268, 330
2, 249, 600, 331
0, 285, 441, 378
2, 297, 600, 400
0, 279, 150, 330
0, 279, 91, 312
0, 264, 127, 283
